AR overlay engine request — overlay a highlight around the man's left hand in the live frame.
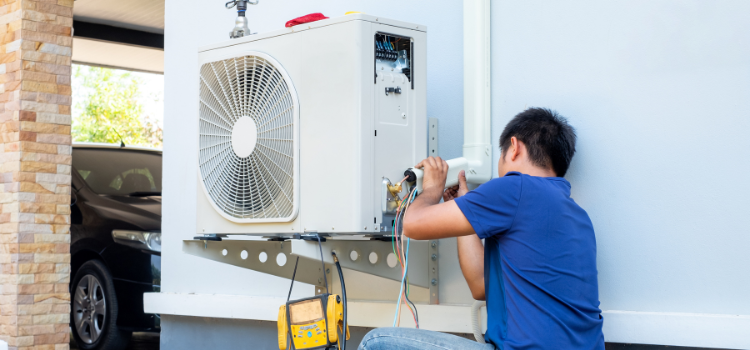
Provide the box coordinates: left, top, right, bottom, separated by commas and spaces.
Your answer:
415, 157, 449, 198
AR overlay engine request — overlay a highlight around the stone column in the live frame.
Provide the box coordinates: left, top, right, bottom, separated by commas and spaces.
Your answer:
0, 0, 73, 349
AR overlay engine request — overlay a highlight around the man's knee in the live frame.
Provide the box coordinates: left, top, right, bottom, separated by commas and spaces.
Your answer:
358, 327, 398, 350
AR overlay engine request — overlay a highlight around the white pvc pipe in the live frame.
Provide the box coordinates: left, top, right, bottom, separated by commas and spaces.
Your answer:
462, 0, 493, 185
409, 157, 469, 192
408, 0, 492, 190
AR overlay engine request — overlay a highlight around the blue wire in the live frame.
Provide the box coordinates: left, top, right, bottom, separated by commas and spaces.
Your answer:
392, 238, 410, 326
392, 189, 417, 327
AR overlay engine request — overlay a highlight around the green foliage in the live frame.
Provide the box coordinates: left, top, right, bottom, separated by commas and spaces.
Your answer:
72, 65, 163, 147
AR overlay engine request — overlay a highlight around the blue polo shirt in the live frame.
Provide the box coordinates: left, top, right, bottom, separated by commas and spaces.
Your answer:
455, 172, 604, 350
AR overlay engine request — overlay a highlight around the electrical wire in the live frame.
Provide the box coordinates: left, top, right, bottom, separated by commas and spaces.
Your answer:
400, 189, 419, 327
392, 188, 419, 328
391, 194, 407, 327
399, 189, 420, 327
405, 189, 420, 326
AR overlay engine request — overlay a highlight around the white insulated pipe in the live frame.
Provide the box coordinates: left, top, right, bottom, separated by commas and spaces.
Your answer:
408, 0, 492, 191
408, 158, 469, 192
461, 0, 493, 185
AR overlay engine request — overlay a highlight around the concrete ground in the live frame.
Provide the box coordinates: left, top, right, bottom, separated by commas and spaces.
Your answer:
69, 332, 719, 350
70, 332, 160, 350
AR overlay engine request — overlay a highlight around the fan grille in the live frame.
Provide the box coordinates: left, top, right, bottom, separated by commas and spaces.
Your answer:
198, 55, 296, 221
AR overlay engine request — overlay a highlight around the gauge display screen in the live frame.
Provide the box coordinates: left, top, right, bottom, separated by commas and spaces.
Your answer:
289, 298, 324, 325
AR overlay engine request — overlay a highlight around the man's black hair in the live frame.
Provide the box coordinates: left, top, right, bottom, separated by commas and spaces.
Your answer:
499, 108, 577, 177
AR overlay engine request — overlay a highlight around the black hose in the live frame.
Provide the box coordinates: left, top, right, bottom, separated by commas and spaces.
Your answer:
286, 257, 299, 302
332, 253, 347, 350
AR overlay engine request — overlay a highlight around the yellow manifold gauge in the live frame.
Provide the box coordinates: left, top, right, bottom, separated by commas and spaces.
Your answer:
277, 294, 350, 350
278, 241, 350, 350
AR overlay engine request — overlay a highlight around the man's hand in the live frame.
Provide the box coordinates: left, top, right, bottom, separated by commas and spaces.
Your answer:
415, 156, 449, 194
443, 170, 469, 202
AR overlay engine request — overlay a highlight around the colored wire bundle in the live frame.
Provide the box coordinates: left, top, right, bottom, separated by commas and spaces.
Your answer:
392, 185, 420, 328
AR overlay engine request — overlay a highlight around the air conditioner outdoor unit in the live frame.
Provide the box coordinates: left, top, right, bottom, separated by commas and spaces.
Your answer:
196, 14, 427, 236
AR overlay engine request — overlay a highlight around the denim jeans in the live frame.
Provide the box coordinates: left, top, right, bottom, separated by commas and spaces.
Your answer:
358, 327, 497, 350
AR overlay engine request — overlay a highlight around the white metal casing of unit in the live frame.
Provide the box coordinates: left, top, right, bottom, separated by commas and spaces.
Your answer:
196, 14, 427, 236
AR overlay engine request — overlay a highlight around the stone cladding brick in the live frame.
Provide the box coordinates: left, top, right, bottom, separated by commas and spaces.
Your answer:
0, 0, 72, 349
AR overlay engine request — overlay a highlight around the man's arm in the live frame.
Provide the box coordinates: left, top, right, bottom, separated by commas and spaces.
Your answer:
402, 157, 474, 240
458, 235, 485, 300
402, 157, 486, 299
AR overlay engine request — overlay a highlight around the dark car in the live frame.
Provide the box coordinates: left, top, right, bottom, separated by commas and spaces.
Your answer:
70, 143, 162, 350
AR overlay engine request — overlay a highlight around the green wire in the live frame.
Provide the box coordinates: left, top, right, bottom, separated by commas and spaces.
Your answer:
391, 189, 418, 300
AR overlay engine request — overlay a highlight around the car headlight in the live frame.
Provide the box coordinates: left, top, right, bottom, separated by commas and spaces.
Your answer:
112, 230, 161, 253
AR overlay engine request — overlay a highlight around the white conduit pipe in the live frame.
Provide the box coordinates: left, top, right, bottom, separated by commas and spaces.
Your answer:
409, 0, 492, 190
472, 300, 487, 343
466, 0, 491, 343
462, 0, 492, 185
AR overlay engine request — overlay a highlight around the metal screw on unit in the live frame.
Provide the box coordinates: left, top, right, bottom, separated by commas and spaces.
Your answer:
431, 241, 437, 248
326, 268, 330, 274
431, 254, 437, 261
431, 279, 437, 286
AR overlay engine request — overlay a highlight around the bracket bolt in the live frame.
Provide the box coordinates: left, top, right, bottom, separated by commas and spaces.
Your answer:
431, 279, 437, 286
326, 269, 330, 274
431, 254, 437, 261
431, 241, 437, 248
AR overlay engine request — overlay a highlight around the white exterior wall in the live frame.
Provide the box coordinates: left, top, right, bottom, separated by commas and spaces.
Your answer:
159, 0, 750, 348
490, 0, 750, 315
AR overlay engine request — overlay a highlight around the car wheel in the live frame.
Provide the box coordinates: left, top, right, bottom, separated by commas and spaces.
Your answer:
71, 260, 132, 350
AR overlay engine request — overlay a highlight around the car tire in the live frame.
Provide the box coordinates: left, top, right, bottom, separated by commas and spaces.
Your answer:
71, 260, 132, 350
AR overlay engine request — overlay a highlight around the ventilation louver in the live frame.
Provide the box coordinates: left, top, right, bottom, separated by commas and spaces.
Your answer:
198, 53, 299, 222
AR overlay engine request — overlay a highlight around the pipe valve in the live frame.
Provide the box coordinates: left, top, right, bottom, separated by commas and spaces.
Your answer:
226, 0, 259, 39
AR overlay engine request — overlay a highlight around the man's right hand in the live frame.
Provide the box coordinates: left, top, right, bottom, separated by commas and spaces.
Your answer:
443, 170, 469, 202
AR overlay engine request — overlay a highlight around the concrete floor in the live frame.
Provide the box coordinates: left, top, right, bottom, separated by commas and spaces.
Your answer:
69, 332, 719, 350
70, 332, 160, 350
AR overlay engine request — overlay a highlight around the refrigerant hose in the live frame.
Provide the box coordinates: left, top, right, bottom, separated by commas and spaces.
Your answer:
332, 252, 347, 350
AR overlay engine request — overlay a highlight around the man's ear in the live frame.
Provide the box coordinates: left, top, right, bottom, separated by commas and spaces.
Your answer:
509, 136, 520, 162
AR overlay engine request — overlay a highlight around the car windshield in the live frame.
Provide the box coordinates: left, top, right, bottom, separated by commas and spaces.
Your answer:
73, 148, 162, 196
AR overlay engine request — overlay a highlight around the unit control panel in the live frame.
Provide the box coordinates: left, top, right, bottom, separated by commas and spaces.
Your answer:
374, 33, 412, 88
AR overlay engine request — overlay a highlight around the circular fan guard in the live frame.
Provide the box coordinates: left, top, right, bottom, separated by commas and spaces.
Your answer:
198, 54, 297, 221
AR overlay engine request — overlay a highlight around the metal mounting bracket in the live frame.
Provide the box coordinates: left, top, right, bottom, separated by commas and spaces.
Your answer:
429, 117, 438, 157
184, 237, 439, 303
428, 239, 439, 304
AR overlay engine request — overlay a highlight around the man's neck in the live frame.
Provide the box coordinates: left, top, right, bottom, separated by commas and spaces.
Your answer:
505, 165, 557, 178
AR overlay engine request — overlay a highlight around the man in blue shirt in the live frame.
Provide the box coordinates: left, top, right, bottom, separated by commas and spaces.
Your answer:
359, 108, 604, 349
